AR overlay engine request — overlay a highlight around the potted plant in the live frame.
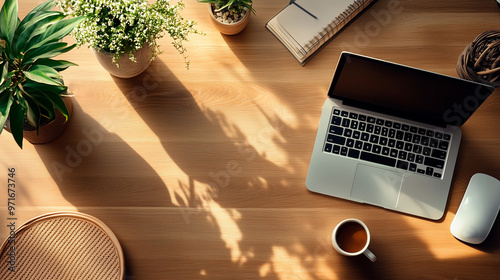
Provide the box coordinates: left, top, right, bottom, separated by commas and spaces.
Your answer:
58, 0, 203, 77
199, 0, 254, 35
0, 0, 83, 148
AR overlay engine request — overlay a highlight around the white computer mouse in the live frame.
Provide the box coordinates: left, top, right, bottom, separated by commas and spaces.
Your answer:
450, 173, 500, 244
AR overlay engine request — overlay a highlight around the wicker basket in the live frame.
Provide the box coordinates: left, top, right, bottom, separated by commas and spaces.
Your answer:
457, 30, 500, 88
0, 212, 125, 280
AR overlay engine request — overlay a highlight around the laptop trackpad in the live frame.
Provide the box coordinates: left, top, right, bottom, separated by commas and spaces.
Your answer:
350, 164, 403, 208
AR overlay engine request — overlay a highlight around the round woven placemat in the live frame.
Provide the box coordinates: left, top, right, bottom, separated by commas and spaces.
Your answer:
457, 30, 500, 88
0, 212, 124, 280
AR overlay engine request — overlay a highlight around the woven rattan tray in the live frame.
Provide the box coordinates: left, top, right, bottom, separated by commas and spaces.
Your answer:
0, 212, 124, 280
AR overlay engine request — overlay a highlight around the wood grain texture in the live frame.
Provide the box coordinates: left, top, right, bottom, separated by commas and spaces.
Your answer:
1, 0, 500, 279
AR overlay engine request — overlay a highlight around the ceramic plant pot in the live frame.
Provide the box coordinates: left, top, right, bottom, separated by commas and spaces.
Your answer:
208, 4, 251, 35
3, 97, 73, 145
92, 44, 153, 78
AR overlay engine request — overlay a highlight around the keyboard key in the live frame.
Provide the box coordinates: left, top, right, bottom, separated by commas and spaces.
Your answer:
409, 163, 417, 172
443, 133, 451, 141
417, 169, 425, 174
330, 125, 343, 135
353, 131, 361, 139
423, 147, 431, 156
431, 149, 447, 159
413, 145, 423, 154
434, 172, 442, 178
410, 126, 418, 133
435, 132, 443, 139
408, 153, 416, 162
398, 151, 407, 160
333, 109, 341, 115
429, 138, 438, 148
416, 155, 424, 164
404, 132, 413, 142
374, 126, 381, 135
425, 157, 444, 169
382, 147, 390, 156
360, 152, 396, 167
397, 160, 409, 170
412, 134, 421, 144
390, 149, 398, 158
342, 119, 350, 127
426, 167, 434, 176
418, 128, 426, 135
363, 142, 372, 152
346, 139, 355, 148
426, 130, 434, 137
324, 143, 333, 153
359, 114, 367, 121
373, 145, 382, 154
344, 128, 352, 138
361, 133, 369, 141
333, 145, 341, 154
341, 111, 349, 117
439, 140, 449, 150
331, 116, 342, 125
389, 129, 396, 138
327, 134, 346, 145
367, 116, 375, 123
421, 136, 430, 146
393, 122, 401, 129
376, 119, 384, 125
396, 131, 404, 140
348, 148, 360, 159
402, 124, 410, 131
379, 137, 388, 146
396, 141, 404, 149
385, 120, 393, 127
350, 120, 358, 129
388, 139, 396, 148
349, 112, 358, 119
370, 135, 379, 144
404, 142, 413, 152
366, 124, 374, 133
358, 122, 366, 131
341, 147, 348, 156
355, 140, 363, 149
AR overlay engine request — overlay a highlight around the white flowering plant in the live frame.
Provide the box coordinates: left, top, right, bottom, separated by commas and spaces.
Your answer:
58, 0, 202, 68
199, 0, 254, 15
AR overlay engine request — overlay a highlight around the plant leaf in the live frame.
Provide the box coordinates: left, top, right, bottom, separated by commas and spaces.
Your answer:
21, 90, 40, 128
23, 65, 62, 86
33, 59, 77, 72
0, 0, 18, 43
23, 88, 55, 120
0, 90, 13, 134
0, 61, 8, 85
22, 41, 76, 65
9, 99, 24, 148
14, 12, 64, 55
27, 16, 85, 51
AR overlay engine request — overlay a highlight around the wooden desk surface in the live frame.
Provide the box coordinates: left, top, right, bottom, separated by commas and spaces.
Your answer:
2, 0, 500, 279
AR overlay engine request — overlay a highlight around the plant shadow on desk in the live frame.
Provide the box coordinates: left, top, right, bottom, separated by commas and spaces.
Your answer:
32, 98, 191, 278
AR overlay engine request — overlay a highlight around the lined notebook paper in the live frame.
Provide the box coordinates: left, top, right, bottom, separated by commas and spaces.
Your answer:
266, 0, 374, 65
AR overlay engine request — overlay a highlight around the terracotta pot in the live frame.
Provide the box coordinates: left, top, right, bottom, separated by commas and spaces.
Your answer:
92, 44, 153, 78
208, 4, 251, 35
3, 97, 73, 145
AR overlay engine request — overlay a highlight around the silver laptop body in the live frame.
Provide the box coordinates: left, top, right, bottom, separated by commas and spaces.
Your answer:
306, 52, 495, 220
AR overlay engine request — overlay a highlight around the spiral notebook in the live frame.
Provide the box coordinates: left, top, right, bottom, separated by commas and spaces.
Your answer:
266, 0, 374, 65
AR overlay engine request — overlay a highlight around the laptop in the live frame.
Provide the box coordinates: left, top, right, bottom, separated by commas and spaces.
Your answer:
306, 52, 495, 220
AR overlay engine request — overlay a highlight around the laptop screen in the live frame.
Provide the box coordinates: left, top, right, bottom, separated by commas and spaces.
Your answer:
328, 52, 495, 127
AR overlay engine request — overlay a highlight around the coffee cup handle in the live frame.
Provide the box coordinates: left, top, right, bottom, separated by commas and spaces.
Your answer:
364, 249, 377, 262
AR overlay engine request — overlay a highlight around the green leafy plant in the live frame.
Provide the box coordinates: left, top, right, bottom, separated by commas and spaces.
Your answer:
199, 0, 254, 15
0, 0, 83, 148
58, 0, 203, 68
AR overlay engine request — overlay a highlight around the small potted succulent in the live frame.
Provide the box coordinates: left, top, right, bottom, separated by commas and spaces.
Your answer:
199, 0, 255, 35
59, 0, 203, 77
0, 0, 83, 148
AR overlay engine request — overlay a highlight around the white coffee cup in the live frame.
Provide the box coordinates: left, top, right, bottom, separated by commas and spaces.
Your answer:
331, 218, 377, 262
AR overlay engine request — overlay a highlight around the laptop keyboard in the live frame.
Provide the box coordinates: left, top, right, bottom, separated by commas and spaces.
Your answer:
323, 107, 452, 178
